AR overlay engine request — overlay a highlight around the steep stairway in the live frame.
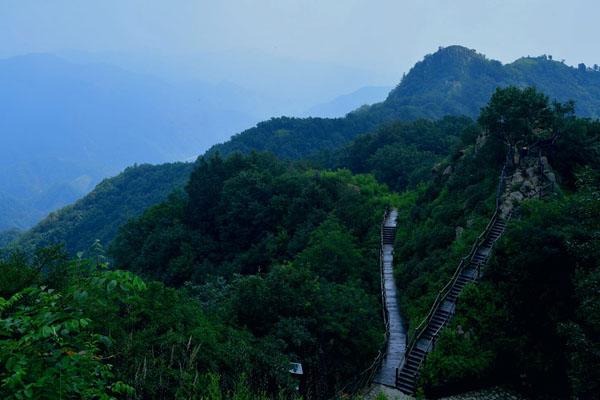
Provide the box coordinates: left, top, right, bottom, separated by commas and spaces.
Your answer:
373, 209, 407, 387
395, 164, 511, 395
396, 215, 508, 394
387, 151, 555, 395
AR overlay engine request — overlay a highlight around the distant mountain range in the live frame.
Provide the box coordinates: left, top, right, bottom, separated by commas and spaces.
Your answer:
0, 51, 392, 230
5, 45, 600, 252
0, 54, 263, 229
13, 162, 194, 254
209, 46, 600, 158
58, 49, 391, 117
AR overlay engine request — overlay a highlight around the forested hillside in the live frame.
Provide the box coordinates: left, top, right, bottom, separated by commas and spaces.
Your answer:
209, 46, 600, 159
15, 46, 600, 257
333, 116, 476, 192
12, 162, 193, 254
390, 87, 600, 398
1, 153, 396, 399
14, 117, 475, 256
0, 53, 264, 230
1, 86, 598, 400
2, 44, 599, 400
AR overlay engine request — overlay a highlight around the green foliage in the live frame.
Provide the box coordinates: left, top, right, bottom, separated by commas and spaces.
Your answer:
336, 117, 475, 191
0, 247, 300, 399
479, 86, 574, 147
386, 46, 600, 120
294, 216, 366, 283
394, 132, 505, 332
207, 116, 387, 161
4, 62, 599, 400
210, 46, 600, 162
417, 123, 599, 397
0, 286, 133, 399
547, 118, 600, 189
111, 153, 391, 287
229, 263, 381, 393
419, 284, 506, 396
14, 162, 193, 255
109, 152, 393, 396
17, 47, 600, 265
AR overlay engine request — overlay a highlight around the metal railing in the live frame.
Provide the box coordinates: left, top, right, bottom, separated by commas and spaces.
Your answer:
334, 207, 391, 397
399, 162, 509, 377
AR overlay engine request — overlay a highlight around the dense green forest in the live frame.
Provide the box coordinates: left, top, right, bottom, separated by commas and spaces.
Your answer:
1, 153, 397, 399
11, 162, 193, 255
209, 46, 600, 160
12, 116, 476, 257
384, 46, 600, 120
389, 87, 600, 398
332, 116, 476, 192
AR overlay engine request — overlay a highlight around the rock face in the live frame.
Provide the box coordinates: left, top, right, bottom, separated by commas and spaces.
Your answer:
499, 153, 556, 217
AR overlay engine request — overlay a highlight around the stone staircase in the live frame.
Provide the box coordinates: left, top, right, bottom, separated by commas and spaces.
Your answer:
396, 214, 508, 394
374, 209, 407, 387
389, 150, 557, 395
395, 161, 513, 395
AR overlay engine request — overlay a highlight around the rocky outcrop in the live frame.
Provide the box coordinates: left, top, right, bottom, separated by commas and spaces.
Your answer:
499, 154, 556, 217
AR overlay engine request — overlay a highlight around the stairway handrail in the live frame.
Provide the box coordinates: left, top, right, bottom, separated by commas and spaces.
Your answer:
335, 207, 391, 397
401, 163, 508, 373
380, 208, 390, 340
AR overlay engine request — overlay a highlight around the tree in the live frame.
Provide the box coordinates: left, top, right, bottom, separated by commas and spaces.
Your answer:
478, 86, 574, 150
0, 287, 133, 399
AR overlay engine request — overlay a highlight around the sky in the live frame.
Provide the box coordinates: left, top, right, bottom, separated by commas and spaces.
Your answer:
1, 0, 598, 81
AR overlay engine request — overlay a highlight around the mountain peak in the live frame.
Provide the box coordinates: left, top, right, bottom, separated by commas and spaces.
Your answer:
382, 45, 599, 120
383, 46, 504, 116
412, 45, 495, 73
430, 45, 485, 59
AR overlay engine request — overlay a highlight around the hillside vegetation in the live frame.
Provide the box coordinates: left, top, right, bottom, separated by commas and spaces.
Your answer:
0, 54, 263, 230
16, 46, 600, 256
13, 163, 193, 255
209, 46, 600, 159
390, 87, 600, 398
1, 87, 598, 400
1, 153, 396, 399
2, 42, 599, 400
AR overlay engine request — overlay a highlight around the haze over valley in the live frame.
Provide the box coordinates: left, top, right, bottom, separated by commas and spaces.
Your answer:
0, 50, 390, 230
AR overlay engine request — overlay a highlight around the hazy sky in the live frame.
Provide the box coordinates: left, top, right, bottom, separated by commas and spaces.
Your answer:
1, 0, 598, 79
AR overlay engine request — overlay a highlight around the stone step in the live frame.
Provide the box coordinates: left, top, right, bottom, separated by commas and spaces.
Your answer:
396, 372, 417, 385
450, 287, 462, 297
397, 373, 417, 386
396, 380, 416, 395
397, 368, 418, 381
401, 362, 419, 374
412, 347, 426, 356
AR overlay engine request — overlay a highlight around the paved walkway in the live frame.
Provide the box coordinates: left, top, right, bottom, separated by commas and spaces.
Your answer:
373, 209, 407, 387
364, 385, 525, 400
